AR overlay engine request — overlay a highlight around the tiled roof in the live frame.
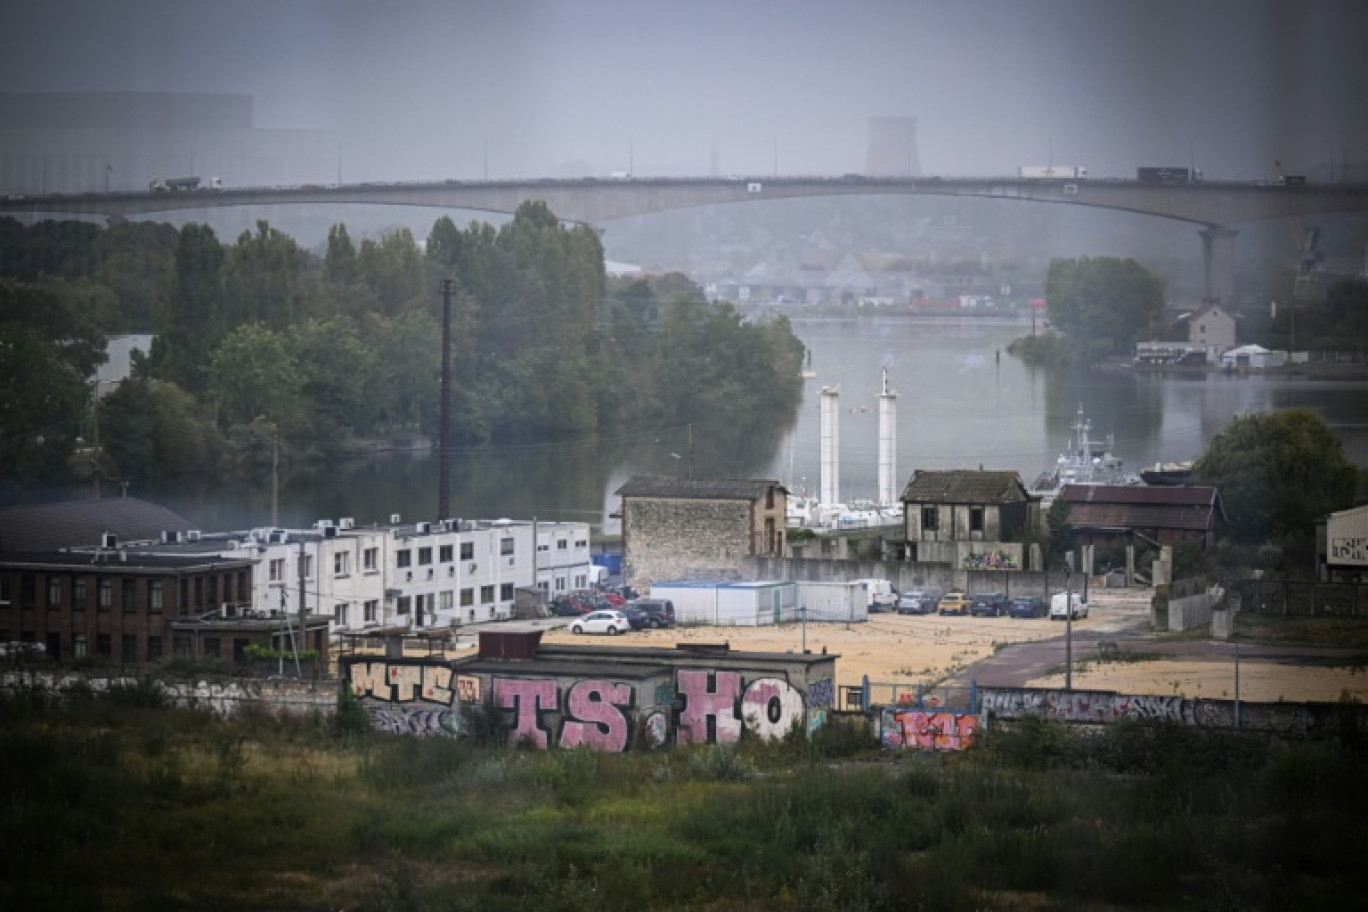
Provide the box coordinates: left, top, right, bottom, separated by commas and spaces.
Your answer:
0, 497, 196, 554
900, 470, 1029, 504
615, 476, 785, 501
1060, 485, 1222, 532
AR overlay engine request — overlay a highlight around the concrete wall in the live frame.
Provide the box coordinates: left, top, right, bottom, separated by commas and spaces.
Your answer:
0, 670, 334, 717
980, 685, 1368, 737
1168, 586, 1225, 631
746, 556, 1072, 599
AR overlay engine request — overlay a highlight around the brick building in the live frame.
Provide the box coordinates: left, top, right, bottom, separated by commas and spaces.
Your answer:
615, 476, 788, 590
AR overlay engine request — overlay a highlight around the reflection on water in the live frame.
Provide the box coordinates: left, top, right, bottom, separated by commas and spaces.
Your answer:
144, 316, 1368, 533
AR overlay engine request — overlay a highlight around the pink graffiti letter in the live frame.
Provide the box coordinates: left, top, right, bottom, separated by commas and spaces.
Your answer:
560, 680, 632, 752
494, 678, 558, 749
676, 669, 742, 745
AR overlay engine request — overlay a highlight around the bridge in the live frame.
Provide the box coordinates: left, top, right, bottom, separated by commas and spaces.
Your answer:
6, 175, 1368, 304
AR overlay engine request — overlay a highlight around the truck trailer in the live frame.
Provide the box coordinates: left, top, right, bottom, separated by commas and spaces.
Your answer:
1136, 167, 1201, 184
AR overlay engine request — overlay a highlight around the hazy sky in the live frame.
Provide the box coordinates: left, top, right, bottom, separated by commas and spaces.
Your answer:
3, 0, 1365, 182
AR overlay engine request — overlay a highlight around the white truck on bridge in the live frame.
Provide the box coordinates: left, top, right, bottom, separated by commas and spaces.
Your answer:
1018, 165, 1087, 179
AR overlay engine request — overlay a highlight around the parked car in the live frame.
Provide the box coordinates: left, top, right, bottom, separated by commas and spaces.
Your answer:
632, 598, 675, 628
548, 598, 583, 617
896, 590, 937, 615
937, 592, 971, 616
1049, 591, 1090, 620
621, 606, 650, 630
1009, 596, 1047, 619
969, 592, 1010, 617
570, 610, 632, 635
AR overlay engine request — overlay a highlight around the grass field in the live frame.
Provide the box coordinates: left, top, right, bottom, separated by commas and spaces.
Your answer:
3, 680, 1367, 910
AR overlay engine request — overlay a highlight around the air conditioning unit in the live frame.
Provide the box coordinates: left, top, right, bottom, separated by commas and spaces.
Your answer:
427, 568, 434, 578
221, 603, 237, 619
507, 557, 515, 567
187, 530, 202, 542
405, 571, 412, 581
415, 521, 431, 534
468, 563, 478, 574
339, 517, 355, 530
101, 532, 117, 548
323, 526, 337, 539
448, 566, 455, 577
390, 513, 402, 524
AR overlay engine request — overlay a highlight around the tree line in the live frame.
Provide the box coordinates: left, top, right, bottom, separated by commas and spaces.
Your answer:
0, 203, 805, 494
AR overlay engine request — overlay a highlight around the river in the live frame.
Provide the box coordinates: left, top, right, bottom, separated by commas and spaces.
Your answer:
142, 314, 1368, 535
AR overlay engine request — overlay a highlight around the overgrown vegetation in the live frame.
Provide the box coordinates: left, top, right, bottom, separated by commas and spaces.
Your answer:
0, 207, 805, 492
2, 685, 1365, 910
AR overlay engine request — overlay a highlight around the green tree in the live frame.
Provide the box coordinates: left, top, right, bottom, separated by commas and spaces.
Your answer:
1045, 256, 1165, 361
1195, 409, 1357, 549
94, 220, 179, 331
355, 227, 424, 316
0, 322, 88, 491
285, 317, 378, 440
97, 379, 223, 481
147, 222, 226, 393
223, 221, 311, 330
206, 323, 303, 433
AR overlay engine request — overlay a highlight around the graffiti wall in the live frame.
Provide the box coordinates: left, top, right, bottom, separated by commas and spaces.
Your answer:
881, 707, 980, 751
342, 658, 836, 751
978, 686, 1368, 738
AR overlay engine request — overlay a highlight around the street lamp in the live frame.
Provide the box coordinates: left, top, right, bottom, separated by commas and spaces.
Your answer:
1063, 557, 1074, 691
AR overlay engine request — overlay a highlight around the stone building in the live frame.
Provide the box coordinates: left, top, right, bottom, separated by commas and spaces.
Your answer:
901, 470, 1036, 568
615, 476, 788, 590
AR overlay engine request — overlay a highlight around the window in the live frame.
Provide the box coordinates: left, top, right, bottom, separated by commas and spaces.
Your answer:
440, 590, 454, 611
538, 542, 549, 553
499, 583, 513, 601
364, 599, 379, 623
204, 638, 220, 658
574, 574, 586, 589
460, 542, 474, 561
439, 544, 453, 563
418, 547, 432, 566
298, 555, 313, 579
46, 576, 62, 608
334, 603, 349, 626
766, 486, 775, 509
98, 578, 112, 610
921, 507, 939, 531
269, 558, 285, 583
460, 588, 474, 607
173, 636, 192, 658
363, 547, 378, 572
122, 579, 137, 612
334, 551, 350, 576
555, 577, 566, 592
207, 575, 217, 605
397, 596, 410, 616
970, 507, 984, 533
20, 574, 35, 608
122, 634, 137, 662
500, 538, 514, 556
73, 633, 88, 658
147, 636, 163, 660
397, 549, 412, 568
574, 539, 587, 548
557, 539, 568, 550
73, 576, 86, 607
480, 585, 495, 603
149, 580, 164, 612
96, 633, 111, 657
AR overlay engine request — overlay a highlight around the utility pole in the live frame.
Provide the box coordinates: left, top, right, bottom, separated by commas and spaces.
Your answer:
270, 424, 279, 527
1064, 560, 1074, 691
295, 538, 306, 679
686, 424, 694, 479
438, 279, 453, 521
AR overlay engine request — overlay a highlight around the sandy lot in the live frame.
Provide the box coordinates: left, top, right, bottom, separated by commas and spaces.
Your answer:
538, 609, 1368, 704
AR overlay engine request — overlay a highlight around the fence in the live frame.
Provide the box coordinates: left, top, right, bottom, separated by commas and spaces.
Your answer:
1228, 578, 1368, 617
849, 675, 978, 713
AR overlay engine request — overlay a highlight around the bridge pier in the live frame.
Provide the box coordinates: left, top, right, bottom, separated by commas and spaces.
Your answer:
1199, 226, 1238, 304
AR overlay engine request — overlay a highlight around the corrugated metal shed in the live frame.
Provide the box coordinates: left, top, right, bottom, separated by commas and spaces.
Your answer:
1060, 484, 1223, 533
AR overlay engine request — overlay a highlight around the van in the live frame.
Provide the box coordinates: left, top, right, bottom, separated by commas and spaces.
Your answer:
853, 578, 896, 613
632, 598, 675, 628
1049, 591, 1089, 620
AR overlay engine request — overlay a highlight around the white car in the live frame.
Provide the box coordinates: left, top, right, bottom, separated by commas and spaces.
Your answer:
1049, 592, 1089, 620
570, 610, 631, 636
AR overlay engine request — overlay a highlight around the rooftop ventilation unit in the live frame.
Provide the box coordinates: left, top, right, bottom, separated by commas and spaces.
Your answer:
390, 513, 402, 524
323, 526, 337, 539
187, 530, 202, 542
339, 517, 355, 530
415, 521, 431, 534
101, 532, 117, 549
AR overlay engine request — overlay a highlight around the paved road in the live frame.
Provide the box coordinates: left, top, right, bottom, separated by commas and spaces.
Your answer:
945, 607, 1368, 689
